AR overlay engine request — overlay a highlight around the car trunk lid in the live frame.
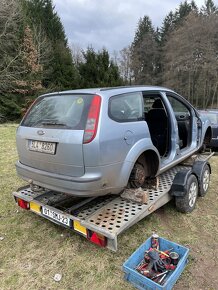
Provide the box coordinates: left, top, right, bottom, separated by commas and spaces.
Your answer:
17, 94, 96, 177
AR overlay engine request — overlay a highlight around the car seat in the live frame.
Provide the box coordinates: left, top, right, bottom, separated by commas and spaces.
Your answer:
146, 99, 168, 156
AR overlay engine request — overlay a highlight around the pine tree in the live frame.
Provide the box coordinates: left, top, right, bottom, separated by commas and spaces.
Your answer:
160, 1, 197, 44
78, 47, 122, 88
132, 16, 154, 47
201, 0, 218, 15
131, 16, 158, 85
160, 11, 175, 43
23, 0, 77, 90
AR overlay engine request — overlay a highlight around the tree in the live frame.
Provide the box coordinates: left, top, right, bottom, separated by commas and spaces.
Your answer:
201, 0, 218, 15
131, 16, 159, 85
78, 47, 123, 88
0, 0, 27, 121
24, 0, 77, 90
163, 11, 218, 108
71, 44, 84, 65
118, 46, 132, 85
160, 1, 197, 44
0, 0, 24, 92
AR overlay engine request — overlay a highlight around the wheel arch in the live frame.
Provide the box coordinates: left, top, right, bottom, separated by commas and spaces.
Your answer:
119, 140, 160, 187
135, 150, 160, 178
203, 126, 212, 147
192, 161, 211, 180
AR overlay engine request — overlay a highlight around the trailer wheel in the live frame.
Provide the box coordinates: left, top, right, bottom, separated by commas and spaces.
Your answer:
198, 164, 210, 197
175, 174, 198, 213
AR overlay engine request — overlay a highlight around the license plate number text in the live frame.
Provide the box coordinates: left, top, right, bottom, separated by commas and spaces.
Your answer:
29, 140, 56, 154
42, 207, 70, 227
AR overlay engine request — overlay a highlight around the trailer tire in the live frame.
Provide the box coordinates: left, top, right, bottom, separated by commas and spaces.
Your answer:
198, 164, 210, 197
175, 174, 198, 213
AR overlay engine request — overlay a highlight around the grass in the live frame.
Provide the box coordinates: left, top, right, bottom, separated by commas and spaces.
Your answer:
0, 124, 218, 290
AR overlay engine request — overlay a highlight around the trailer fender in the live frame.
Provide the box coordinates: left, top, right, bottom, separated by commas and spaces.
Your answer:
170, 169, 192, 197
192, 160, 211, 180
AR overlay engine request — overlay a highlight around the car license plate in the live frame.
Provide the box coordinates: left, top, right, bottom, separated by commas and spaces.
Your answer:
29, 140, 56, 154
42, 206, 70, 227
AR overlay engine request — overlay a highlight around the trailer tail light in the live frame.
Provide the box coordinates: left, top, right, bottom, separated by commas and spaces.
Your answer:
17, 198, 30, 210
87, 230, 107, 247
83, 95, 101, 144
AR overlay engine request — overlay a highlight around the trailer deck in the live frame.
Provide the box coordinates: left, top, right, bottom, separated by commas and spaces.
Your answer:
13, 164, 192, 251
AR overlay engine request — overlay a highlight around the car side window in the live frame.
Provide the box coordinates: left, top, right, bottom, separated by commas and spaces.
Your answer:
167, 95, 190, 115
109, 92, 143, 122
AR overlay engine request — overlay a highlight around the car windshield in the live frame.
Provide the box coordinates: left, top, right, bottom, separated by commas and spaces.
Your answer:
22, 94, 94, 129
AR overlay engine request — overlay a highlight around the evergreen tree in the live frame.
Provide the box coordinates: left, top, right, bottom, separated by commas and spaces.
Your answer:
132, 16, 154, 47
23, 0, 77, 90
0, 0, 26, 121
201, 0, 218, 15
78, 47, 122, 88
160, 11, 175, 43
130, 16, 159, 85
160, 1, 197, 44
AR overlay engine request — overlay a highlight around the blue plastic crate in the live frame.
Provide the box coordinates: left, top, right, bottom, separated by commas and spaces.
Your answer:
123, 237, 189, 290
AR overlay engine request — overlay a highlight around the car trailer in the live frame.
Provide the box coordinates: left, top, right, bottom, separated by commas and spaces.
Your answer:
12, 152, 214, 251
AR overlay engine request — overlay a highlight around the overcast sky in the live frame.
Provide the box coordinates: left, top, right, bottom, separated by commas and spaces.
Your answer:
53, 0, 217, 53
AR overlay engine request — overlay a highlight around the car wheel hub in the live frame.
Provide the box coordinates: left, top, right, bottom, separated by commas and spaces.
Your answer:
202, 169, 210, 192
188, 182, 197, 207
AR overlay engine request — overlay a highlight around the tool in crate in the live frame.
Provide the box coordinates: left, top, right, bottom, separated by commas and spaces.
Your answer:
135, 233, 179, 285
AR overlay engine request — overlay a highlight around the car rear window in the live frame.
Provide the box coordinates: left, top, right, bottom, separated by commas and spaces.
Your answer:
22, 94, 94, 129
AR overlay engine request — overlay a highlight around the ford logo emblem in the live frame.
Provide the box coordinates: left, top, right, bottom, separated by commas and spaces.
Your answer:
37, 130, 45, 135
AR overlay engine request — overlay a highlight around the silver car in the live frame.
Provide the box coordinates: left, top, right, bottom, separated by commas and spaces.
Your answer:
16, 86, 212, 196
198, 110, 218, 148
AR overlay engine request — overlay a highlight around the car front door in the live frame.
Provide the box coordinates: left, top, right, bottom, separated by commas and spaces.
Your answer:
164, 92, 201, 156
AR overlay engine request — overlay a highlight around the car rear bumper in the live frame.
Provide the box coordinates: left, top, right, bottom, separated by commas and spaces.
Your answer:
15, 161, 124, 197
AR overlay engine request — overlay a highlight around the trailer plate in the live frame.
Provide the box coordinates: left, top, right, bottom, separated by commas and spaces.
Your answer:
41, 206, 70, 227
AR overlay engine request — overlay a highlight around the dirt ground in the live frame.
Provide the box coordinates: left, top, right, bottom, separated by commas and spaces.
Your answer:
0, 124, 218, 290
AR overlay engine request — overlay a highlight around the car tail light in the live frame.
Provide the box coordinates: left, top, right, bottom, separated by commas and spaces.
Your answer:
17, 198, 30, 210
83, 95, 101, 144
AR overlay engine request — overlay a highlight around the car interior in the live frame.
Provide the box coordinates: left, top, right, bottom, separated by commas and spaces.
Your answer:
143, 95, 169, 157
143, 93, 192, 157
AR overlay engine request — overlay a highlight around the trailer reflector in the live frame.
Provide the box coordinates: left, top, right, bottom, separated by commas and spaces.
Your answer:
17, 198, 30, 210
30, 201, 41, 213
73, 220, 87, 236
87, 230, 107, 247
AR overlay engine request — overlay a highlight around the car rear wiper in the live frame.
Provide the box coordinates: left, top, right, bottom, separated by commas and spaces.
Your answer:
42, 121, 67, 126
